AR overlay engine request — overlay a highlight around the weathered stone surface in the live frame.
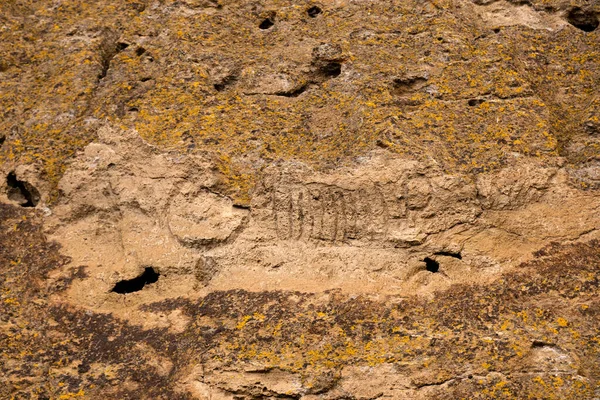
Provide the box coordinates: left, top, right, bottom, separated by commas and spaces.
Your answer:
1, 0, 600, 398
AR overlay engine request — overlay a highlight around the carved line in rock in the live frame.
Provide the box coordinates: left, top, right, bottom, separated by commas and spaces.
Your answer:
271, 184, 392, 242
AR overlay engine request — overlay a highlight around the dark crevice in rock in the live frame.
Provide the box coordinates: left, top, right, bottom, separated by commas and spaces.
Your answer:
318, 62, 342, 78
531, 340, 556, 348
259, 18, 275, 30
214, 74, 238, 92
468, 98, 486, 107
307, 6, 322, 18
423, 257, 440, 273
111, 267, 160, 294
434, 251, 462, 260
0, 135, 5, 147
275, 83, 310, 98
566, 7, 599, 32
6, 172, 40, 208
135, 46, 154, 62
116, 42, 129, 51
98, 36, 128, 81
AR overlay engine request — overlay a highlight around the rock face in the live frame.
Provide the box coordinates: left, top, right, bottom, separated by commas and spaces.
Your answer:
1, 0, 600, 399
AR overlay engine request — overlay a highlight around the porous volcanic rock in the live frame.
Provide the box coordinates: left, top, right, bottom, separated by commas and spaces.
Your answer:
1, 0, 600, 399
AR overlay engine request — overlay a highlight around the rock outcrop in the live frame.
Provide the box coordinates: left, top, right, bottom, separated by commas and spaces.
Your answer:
1, 0, 600, 398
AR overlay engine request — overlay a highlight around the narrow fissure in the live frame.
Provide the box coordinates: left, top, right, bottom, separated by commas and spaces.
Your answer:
434, 251, 462, 259
98, 38, 128, 81
275, 83, 309, 97
111, 267, 160, 294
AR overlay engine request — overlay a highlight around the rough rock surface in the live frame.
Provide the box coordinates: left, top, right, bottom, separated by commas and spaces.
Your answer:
1, 0, 600, 399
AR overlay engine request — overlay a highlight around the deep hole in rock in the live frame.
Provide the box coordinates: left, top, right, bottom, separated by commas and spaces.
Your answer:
566, 7, 599, 32
140, 77, 152, 82
111, 267, 160, 294
259, 18, 275, 30
6, 172, 40, 207
116, 42, 129, 51
0, 135, 5, 147
307, 6, 322, 17
424, 257, 440, 273
136, 47, 147, 56
493, 27, 501, 33
434, 251, 462, 259
319, 62, 342, 78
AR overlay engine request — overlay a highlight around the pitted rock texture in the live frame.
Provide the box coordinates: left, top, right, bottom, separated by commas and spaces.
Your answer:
1, 0, 600, 399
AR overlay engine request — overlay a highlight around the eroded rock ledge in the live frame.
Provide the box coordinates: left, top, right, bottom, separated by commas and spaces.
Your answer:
1, 203, 599, 399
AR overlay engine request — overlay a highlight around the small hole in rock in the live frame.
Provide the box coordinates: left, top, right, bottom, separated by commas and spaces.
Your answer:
0, 135, 5, 147
531, 340, 553, 348
136, 47, 147, 56
6, 172, 40, 207
259, 18, 275, 30
140, 77, 152, 82
320, 62, 342, 78
468, 99, 485, 107
493, 27, 501, 33
307, 6, 322, 18
423, 257, 439, 273
111, 267, 160, 294
116, 42, 129, 51
566, 7, 599, 32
